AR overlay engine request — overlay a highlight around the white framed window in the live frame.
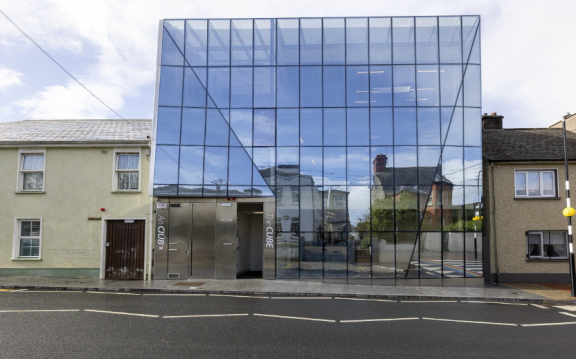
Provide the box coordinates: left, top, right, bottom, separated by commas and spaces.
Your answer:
13, 218, 42, 259
113, 148, 141, 191
515, 170, 556, 198
17, 149, 46, 192
527, 230, 568, 260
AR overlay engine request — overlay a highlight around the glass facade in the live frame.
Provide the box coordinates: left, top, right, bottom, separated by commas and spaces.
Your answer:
153, 16, 482, 282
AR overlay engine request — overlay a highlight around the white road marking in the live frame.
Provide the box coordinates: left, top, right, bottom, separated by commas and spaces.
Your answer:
401, 301, 457, 303
335, 297, 396, 302
164, 313, 249, 319
530, 304, 548, 309
0, 309, 80, 313
254, 313, 336, 323
341, 317, 419, 323
209, 294, 269, 299
462, 301, 527, 306
555, 305, 576, 312
521, 321, 576, 327
422, 317, 517, 326
87, 291, 141, 296
143, 294, 206, 296
270, 297, 332, 300
10, 291, 83, 293
560, 312, 576, 318
84, 309, 158, 318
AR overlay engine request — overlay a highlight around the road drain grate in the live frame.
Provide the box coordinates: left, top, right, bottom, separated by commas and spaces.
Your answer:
173, 282, 205, 287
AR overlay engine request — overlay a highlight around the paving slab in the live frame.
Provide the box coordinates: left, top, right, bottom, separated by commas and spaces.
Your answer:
0, 276, 555, 303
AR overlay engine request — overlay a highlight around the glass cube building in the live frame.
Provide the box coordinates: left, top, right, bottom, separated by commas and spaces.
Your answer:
151, 16, 483, 285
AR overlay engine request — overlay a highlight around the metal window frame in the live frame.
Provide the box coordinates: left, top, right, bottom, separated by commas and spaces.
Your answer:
514, 169, 558, 198
526, 230, 569, 260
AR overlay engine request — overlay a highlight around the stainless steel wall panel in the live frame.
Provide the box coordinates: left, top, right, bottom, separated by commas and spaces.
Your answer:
215, 202, 237, 279
347, 279, 371, 286
192, 202, 217, 279
153, 199, 169, 280
465, 278, 484, 287
262, 201, 276, 280
419, 279, 442, 287
167, 203, 191, 278
372, 279, 395, 286
396, 279, 420, 286
442, 278, 465, 287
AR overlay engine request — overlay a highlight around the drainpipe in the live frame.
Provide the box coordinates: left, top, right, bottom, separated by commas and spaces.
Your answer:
491, 162, 500, 283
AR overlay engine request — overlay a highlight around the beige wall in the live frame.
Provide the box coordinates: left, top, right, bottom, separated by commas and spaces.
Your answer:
0, 146, 151, 278
487, 161, 573, 277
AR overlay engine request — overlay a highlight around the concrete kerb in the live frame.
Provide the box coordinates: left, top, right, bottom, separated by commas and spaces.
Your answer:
0, 284, 549, 303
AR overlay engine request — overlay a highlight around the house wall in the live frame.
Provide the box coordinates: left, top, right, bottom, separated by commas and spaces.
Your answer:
487, 161, 574, 283
0, 146, 151, 278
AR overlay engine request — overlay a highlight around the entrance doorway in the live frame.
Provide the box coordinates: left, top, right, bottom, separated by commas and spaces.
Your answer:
236, 203, 263, 279
104, 219, 145, 280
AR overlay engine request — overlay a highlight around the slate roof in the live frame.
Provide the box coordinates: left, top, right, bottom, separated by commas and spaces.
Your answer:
0, 119, 152, 145
483, 128, 576, 161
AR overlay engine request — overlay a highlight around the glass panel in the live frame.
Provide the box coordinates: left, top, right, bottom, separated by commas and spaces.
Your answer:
347, 66, 369, 107
154, 145, 179, 184
542, 172, 555, 196
230, 109, 252, 147
158, 66, 183, 107
465, 234, 482, 277
371, 186, 394, 231
277, 147, 299, 186
276, 232, 300, 279
369, 17, 392, 64
324, 205, 347, 276
121, 154, 139, 170
418, 146, 441, 185
230, 67, 253, 108
203, 185, 227, 197
464, 147, 482, 186
205, 109, 229, 146
323, 108, 346, 146
185, 20, 208, 66
161, 27, 184, 66
300, 186, 323, 231
370, 108, 393, 145
323, 66, 345, 107
528, 233, 543, 257
300, 19, 322, 65
156, 107, 181, 145
227, 185, 250, 197
254, 67, 276, 108
253, 109, 275, 146
253, 147, 275, 186
418, 108, 440, 145
464, 186, 482, 232
527, 172, 540, 197
153, 184, 177, 196
252, 186, 274, 197
371, 147, 394, 185
443, 232, 464, 278
277, 67, 299, 107
300, 147, 323, 186
420, 232, 441, 278
323, 18, 345, 65
21, 221, 32, 236
346, 18, 368, 65
179, 185, 204, 196
396, 232, 419, 278
369, 65, 392, 106
464, 64, 481, 107
415, 17, 438, 64
392, 17, 415, 64
179, 146, 204, 184
277, 19, 299, 65
442, 146, 464, 185
372, 232, 394, 278
208, 20, 230, 66
183, 67, 207, 107
300, 66, 322, 107
277, 109, 299, 146
117, 154, 129, 170
30, 222, 40, 236
442, 107, 463, 146
462, 16, 481, 64
324, 147, 346, 185
254, 19, 276, 66
464, 107, 482, 146
300, 232, 323, 278
348, 186, 371, 231
395, 186, 418, 231
347, 147, 370, 185
439, 17, 462, 63
231, 19, 253, 66
228, 147, 253, 185
421, 185, 442, 231
207, 67, 230, 108
347, 108, 369, 146
440, 65, 463, 106
349, 231, 371, 279
393, 65, 416, 106
394, 146, 417, 185
300, 109, 322, 146
548, 232, 568, 258
515, 172, 526, 196
203, 146, 228, 186
394, 108, 417, 145
416, 65, 439, 106
443, 186, 464, 231
22, 155, 44, 170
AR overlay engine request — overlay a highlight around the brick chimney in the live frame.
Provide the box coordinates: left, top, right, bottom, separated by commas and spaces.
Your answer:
373, 154, 388, 174
482, 112, 504, 131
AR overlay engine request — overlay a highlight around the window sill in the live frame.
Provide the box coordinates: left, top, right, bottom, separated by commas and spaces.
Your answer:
12, 258, 41, 261
111, 190, 141, 194
514, 197, 561, 200
14, 191, 45, 194
526, 259, 568, 262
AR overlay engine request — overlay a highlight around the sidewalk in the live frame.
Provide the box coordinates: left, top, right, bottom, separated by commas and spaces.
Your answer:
2, 276, 573, 303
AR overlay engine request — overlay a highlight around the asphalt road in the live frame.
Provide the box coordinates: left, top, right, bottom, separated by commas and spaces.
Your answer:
0, 290, 575, 358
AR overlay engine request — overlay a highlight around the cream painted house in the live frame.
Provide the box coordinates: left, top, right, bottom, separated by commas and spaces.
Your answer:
0, 119, 153, 279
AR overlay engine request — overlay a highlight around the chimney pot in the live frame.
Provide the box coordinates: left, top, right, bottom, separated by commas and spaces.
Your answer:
491, 112, 497, 116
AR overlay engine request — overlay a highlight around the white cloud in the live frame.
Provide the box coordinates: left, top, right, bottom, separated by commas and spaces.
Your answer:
0, 67, 23, 90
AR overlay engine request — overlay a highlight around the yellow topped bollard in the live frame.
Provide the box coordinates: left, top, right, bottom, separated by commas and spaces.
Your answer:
563, 207, 576, 217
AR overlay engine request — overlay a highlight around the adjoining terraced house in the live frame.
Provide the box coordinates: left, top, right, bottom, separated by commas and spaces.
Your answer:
150, 16, 484, 285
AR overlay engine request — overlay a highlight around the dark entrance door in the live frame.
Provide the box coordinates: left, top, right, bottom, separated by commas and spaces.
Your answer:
105, 220, 145, 280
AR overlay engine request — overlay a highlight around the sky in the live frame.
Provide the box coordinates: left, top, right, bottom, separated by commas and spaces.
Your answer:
0, 0, 574, 128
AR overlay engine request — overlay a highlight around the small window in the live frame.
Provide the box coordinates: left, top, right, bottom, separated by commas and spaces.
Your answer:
527, 230, 568, 260
16, 219, 41, 258
290, 186, 299, 204
276, 187, 284, 201
115, 153, 140, 190
290, 217, 300, 232
276, 217, 283, 233
334, 196, 346, 207
20, 153, 45, 191
515, 170, 556, 198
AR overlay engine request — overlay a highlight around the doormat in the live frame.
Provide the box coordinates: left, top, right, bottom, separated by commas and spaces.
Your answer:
173, 282, 205, 287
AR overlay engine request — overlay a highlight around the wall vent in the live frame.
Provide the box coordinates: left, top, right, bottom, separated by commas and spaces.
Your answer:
170, 203, 181, 208
167, 273, 180, 279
